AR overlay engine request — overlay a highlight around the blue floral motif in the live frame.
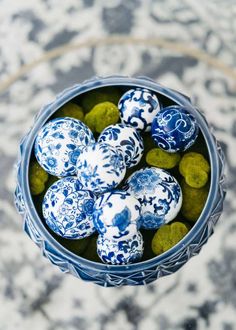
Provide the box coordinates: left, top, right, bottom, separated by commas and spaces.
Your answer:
46, 156, 57, 168
151, 105, 199, 152
76, 143, 126, 193
127, 168, 161, 194
112, 207, 131, 232
118, 88, 161, 132
141, 212, 165, 230
34, 117, 95, 177
93, 191, 141, 241
82, 198, 94, 215
126, 167, 182, 229
97, 232, 144, 265
42, 177, 96, 239
68, 147, 82, 165
98, 124, 144, 168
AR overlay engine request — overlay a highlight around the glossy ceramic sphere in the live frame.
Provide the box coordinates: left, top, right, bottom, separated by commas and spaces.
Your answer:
151, 105, 199, 152
118, 88, 161, 132
125, 167, 182, 229
42, 177, 96, 239
93, 190, 141, 241
98, 124, 144, 168
97, 232, 144, 265
76, 143, 126, 193
34, 117, 95, 177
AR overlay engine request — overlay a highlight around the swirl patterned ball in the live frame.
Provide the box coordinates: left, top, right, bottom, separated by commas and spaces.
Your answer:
97, 232, 144, 265
151, 105, 199, 152
118, 88, 161, 132
76, 143, 126, 193
34, 117, 95, 177
42, 177, 96, 239
98, 124, 144, 168
125, 167, 182, 230
93, 190, 142, 241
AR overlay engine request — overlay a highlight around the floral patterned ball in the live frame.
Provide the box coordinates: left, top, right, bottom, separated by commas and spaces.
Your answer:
151, 105, 199, 152
97, 232, 144, 265
76, 143, 126, 193
125, 167, 182, 230
34, 117, 95, 177
42, 177, 96, 239
98, 124, 144, 168
118, 88, 161, 132
93, 190, 141, 241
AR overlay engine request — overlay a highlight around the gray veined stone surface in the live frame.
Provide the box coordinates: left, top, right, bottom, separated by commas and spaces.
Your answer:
0, 0, 236, 329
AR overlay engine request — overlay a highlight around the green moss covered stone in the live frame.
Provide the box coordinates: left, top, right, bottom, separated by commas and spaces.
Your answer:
179, 152, 210, 188
29, 161, 49, 195
81, 87, 121, 113
55, 102, 84, 121
146, 148, 180, 169
181, 180, 209, 221
85, 102, 120, 133
152, 222, 189, 255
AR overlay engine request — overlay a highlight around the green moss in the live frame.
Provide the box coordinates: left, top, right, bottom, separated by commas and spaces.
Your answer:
146, 148, 180, 169
181, 180, 209, 222
152, 222, 189, 255
85, 101, 120, 133
29, 161, 49, 195
81, 87, 122, 113
179, 152, 210, 188
55, 102, 84, 121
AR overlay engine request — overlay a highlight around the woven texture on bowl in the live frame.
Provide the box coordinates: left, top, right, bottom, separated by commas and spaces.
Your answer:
14, 77, 226, 287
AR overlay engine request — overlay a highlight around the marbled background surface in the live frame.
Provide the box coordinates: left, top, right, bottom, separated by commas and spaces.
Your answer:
0, 0, 236, 329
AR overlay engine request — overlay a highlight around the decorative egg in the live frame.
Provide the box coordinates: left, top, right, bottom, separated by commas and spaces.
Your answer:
34, 117, 95, 177
151, 105, 199, 152
42, 177, 96, 239
76, 143, 126, 193
118, 88, 161, 132
97, 232, 144, 265
125, 167, 182, 230
98, 124, 144, 168
93, 190, 142, 241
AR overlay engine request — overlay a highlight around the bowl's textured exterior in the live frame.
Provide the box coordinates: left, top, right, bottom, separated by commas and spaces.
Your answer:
14, 76, 226, 287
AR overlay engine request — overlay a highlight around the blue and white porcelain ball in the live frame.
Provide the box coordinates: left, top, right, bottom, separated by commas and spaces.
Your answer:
125, 167, 182, 230
76, 143, 126, 193
42, 177, 96, 239
151, 105, 199, 152
118, 88, 161, 132
97, 232, 144, 265
98, 124, 144, 168
34, 117, 95, 177
93, 190, 141, 241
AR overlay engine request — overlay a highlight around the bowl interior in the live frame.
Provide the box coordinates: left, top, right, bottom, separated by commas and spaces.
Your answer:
21, 77, 219, 272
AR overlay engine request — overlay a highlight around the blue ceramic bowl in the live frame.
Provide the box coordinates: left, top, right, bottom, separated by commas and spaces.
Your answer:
14, 76, 226, 287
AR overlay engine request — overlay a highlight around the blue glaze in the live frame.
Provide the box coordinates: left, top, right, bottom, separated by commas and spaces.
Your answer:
93, 190, 141, 241
15, 76, 225, 287
98, 124, 144, 168
118, 88, 161, 132
34, 117, 95, 177
151, 105, 199, 152
76, 143, 126, 193
97, 232, 144, 265
42, 177, 96, 239
125, 167, 182, 229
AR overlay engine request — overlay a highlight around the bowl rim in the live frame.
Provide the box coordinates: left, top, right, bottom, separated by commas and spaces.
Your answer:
19, 76, 219, 273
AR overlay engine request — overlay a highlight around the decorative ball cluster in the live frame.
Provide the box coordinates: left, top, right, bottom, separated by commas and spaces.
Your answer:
93, 191, 143, 264
33, 86, 205, 265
